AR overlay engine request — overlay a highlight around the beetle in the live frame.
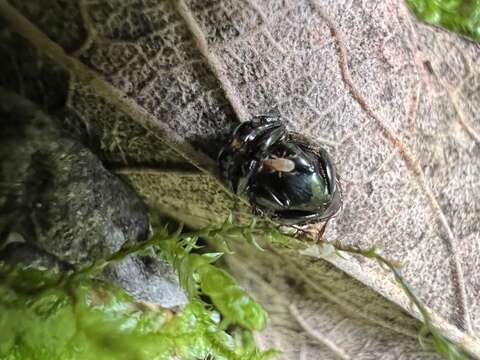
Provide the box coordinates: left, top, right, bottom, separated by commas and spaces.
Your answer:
218, 115, 342, 225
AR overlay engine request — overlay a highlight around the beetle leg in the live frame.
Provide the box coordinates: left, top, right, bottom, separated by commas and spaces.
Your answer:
271, 210, 324, 225
252, 184, 289, 210
287, 132, 319, 151
316, 148, 337, 195
237, 159, 259, 195
252, 112, 281, 123
231, 121, 285, 155
251, 124, 286, 154
317, 218, 330, 241
322, 177, 343, 220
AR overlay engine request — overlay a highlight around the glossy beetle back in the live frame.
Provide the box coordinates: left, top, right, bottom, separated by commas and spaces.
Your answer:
218, 116, 342, 225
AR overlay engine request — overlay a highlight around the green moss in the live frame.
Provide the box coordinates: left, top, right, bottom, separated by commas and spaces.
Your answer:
156, 226, 267, 331
0, 268, 270, 360
0, 216, 278, 360
406, 0, 480, 41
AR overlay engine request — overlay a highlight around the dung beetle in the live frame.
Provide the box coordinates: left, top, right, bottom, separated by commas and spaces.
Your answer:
218, 115, 342, 225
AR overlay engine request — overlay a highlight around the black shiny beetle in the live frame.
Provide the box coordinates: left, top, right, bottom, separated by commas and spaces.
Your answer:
218, 115, 342, 225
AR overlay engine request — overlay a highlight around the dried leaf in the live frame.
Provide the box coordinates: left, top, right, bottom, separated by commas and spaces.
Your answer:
1, 0, 479, 357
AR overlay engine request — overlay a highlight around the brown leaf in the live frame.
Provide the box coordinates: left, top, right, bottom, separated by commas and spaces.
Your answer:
1, 0, 479, 357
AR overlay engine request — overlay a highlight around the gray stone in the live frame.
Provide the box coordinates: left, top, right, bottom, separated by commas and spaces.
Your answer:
0, 89, 187, 308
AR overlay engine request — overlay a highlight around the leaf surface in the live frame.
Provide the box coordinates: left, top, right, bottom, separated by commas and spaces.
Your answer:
1, 0, 479, 357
